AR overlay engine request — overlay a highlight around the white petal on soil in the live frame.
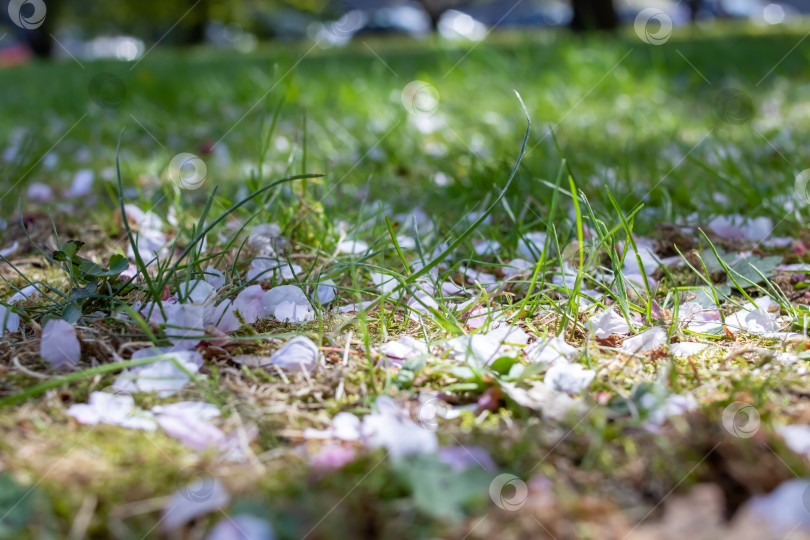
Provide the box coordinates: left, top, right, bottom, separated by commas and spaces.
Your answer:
677, 302, 722, 333
444, 326, 526, 367
204, 300, 240, 332
262, 285, 314, 323
500, 381, 584, 420
248, 223, 282, 252
304, 412, 362, 441
161, 478, 230, 531
314, 279, 336, 305
179, 279, 216, 305
474, 240, 500, 255
27, 182, 53, 203
502, 258, 533, 277
642, 393, 697, 427
524, 336, 577, 365
232, 284, 265, 324
268, 336, 321, 373
370, 272, 402, 299
40, 319, 80, 368
779, 425, 810, 458
0, 305, 20, 335
585, 309, 631, 339
203, 266, 226, 290
206, 515, 276, 540
406, 291, 439, 320
66, 391, 157, 431
9, 284, 39, 303
743, 479, 810, 534
621, 327, 668, 353
517, 232, 547, 261
65, 169, 94, 197
669, 342, 708, 357
0, 241, 18, 258
544, 363, 595, 395
362, 396, 438, 460
114, 348, 203, 397
337, 239, 368, 255
163, 303, 206, 350
380, 336, 429, 363
338, 300, 374, 313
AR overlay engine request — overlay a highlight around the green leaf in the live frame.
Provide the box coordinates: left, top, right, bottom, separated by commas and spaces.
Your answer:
62, 303, 82, 324
52, 250, 67, 262
726, 255, 782, 289
69, 282, 98, 302
393, 455, 490, 522
490, 355, 518, 375
0, 473, 34, 537
77, 258, 106, 277
61, 240, 84, 258
107, 253, 129, 275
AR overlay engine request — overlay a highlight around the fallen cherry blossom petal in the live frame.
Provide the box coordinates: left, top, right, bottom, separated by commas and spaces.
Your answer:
363, 396, 438, 460
262, 285, 314, 322
40, 319, 80, 368
669, 342, 708, 357
204, 266, 226, 290
162, 478, 230, 531
622, 327, 668, 353
232, 284, 265, 324
113, 348, 203, 397
0, 304, 20, 335
438, 446, 496, 472
524, 336, 577, 365
544, 363, 595, 394
337, 239, 368, 255
586, 309, 631, 339
380, 336, 429, 367
207, 514, 276, 540
268, 336, 322, 373
314, 279, 336, 305
65, 169, 93, 197
309, 445, 357, 471
66, 391, 157, 430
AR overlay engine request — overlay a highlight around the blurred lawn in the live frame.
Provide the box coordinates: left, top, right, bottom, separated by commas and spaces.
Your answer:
2, 23, 809, 233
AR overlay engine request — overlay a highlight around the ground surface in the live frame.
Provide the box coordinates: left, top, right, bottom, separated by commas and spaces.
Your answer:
3, 22, 810, 540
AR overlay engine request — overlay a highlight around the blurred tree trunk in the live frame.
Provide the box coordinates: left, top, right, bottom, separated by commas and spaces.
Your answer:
569, 0, 618, 31
415, 0, 464, 31
184, 0, 209, 45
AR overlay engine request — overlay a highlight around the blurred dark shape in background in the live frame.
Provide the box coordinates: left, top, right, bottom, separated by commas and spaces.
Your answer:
0, 0, 803, 65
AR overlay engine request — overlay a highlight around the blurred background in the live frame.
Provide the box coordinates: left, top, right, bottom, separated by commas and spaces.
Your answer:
0, 0, 803, 65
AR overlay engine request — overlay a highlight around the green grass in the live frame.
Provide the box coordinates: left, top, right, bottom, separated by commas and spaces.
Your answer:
2, 22, 810, 539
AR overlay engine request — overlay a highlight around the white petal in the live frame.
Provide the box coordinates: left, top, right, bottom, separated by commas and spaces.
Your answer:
314, 279, 336, 305
337, 239, 368, 255
268, 336, 321, 373
545, 363, 595, 394
669, 342, 708, 357
261, 285, 314, 323
40, 319, 80, 368
621, 327, 668, 353
204, 266, 226, 290
586, 309, 631, 339
232, 285, 265, 324
162, 478, 230, 531
0, 305, 20, 335
65, 169, 94, 197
